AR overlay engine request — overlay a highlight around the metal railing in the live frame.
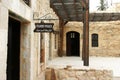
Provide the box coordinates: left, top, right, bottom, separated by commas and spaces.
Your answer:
23, 0, 30, 6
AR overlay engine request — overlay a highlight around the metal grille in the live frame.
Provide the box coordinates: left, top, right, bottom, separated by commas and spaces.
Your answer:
23, 0, 30, 6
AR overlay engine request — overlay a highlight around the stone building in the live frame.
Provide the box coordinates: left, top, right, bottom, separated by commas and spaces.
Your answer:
0, 0, 120, 80
0, 0, 37, 80
0, 0, 59, 80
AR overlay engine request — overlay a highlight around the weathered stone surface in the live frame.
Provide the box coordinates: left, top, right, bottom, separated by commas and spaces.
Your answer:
0, 4, 8, 29
35, 0, 59, 79
39, 71, 45, 80
57, 70, 68, 80
0, 0, 38, 80
1, 0, 32, 21
45, 69, 51, 80
63, 21, 120, 57
0, 31, 7, 80
0, 4, 8, 80
45, 68, 113, 80
62, 77, 78, 80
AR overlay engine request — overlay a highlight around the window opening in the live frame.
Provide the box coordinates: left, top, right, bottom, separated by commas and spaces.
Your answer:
92, 33, 98, 47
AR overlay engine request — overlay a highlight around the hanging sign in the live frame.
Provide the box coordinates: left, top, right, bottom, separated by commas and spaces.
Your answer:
34, 23, 54, 33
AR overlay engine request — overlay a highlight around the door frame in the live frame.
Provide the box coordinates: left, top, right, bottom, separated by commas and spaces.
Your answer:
66, 31, 80, 56
7, 17, 21, 80
8, 12, 32, 80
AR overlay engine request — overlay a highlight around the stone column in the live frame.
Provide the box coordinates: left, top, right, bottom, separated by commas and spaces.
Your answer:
0, 4, 8, 80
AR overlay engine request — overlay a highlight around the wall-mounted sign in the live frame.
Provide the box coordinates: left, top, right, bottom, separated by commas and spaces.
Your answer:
34, 23, 54, 33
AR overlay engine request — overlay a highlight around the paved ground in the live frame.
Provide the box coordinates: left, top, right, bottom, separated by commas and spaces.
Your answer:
113, 77, 120, 80
47, 57, 120, 77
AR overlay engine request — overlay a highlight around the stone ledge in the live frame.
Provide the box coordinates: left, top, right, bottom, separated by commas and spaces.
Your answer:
45, 68, 113, 80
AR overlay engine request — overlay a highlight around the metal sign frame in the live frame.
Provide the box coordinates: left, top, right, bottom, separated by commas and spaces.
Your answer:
34, 23, 54, 33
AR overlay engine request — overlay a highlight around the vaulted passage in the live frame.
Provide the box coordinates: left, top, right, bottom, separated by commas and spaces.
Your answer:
66, 31, 80, 56
7, 17, 21, 80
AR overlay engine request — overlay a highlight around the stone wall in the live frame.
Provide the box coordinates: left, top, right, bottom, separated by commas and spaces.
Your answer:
62, 3, 120, 57
46, 68, 113, 80
0, 0, 59, 80
35, 0, 59, 80
38, 63, 45, 80
1, 0, 32, 21
90, 21, 120, 57
0, 3, 8, 80
63, 22, 83, 56
21, 23, 36, 80
36, 0, 59, 61
63, 21, 120, 57
0, 0, 38, 80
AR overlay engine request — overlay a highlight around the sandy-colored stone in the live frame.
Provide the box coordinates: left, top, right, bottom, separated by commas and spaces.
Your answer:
45, 68, 113, 80
62, 77, 78, 80
63, 21, 120, 57
1, 0, 120, 80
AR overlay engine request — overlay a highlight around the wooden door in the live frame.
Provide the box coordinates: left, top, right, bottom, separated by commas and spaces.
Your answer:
66, 31, 80, 56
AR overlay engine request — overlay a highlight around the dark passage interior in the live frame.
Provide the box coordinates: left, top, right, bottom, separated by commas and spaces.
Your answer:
66, 31, 80, 56
7, 17, 21, 80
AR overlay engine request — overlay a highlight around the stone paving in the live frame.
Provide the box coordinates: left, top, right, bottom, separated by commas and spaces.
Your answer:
113, 77, 120, 80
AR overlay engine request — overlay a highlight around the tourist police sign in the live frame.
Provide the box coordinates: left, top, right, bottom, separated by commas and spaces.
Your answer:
34, 23, 54, 33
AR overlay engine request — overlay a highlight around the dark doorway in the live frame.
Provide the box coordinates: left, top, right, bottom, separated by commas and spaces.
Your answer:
7, 17, 21, 80
66, 31, 80, 56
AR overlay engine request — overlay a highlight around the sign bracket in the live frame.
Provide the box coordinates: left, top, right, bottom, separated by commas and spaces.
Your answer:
33, 12, 59, 21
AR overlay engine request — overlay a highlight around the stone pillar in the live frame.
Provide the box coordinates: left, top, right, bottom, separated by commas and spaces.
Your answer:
20, 23, 35, 80
0, 4, 8, 80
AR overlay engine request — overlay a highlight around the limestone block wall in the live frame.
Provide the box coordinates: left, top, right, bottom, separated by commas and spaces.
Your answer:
46, 68, 113, 80
90, 21, 120, 57
63, 21, 120, 57
35, 0, 59, 80
63, 22, 83, 56
20, 22, 39, 80
1, 0, 32, 21
36, 0, 59, 62
38, 63, 45, 80
0, 0, 39, 80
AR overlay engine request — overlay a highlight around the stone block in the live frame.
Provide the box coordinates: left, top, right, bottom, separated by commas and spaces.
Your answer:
62, 77, 78, 80
46, 68, 113, 80
0, 4, 8, 29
